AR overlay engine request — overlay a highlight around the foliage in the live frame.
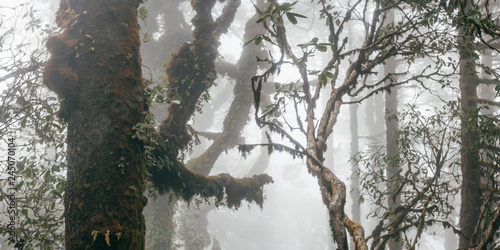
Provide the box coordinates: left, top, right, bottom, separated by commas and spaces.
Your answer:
356, 101, 462, 248
0, 2, 65, 249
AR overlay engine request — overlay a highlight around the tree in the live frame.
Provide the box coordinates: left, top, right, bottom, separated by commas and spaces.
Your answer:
240, 0, 453, 248
446, 0, 500, 247
43, 0, 272, 248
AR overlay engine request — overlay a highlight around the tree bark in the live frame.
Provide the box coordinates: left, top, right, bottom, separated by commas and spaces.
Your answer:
349, 100, 360, 224
458, 1, 482, 247
384, 19, 402, 248
44, 0, 146, 248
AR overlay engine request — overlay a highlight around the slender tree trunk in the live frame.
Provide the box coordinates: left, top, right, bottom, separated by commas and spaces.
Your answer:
349, 99, 361, 250
44, 0, 146, 248
382, 10, 402, 249
385, 61, 402, 250
349, 100, 360, 223
145, 195, 175, 250
479, 50, 495, 116
458, 1, 482, 246
364, 91, 385, 147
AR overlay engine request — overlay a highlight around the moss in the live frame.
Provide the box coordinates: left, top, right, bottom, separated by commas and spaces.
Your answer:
43, 33, 79, 121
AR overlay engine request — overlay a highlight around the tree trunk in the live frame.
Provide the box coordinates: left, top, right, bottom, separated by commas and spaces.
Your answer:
385, 60, 402, 250
384, 9, 402, 248
458, 1, 482, 246
350, 100, 360, 224
44, 0, 146, 248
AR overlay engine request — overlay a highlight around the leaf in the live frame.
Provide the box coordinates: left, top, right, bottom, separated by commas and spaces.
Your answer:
17, 161, 25, 171
278, 3, 291, 11
317, 45, 327, 52
254, 36, 263, 45
286, 12, 297, 24
243, 38, 256, 46
291, 12, 307, 19
262, 35, 272, 43
319, 74, 328, 85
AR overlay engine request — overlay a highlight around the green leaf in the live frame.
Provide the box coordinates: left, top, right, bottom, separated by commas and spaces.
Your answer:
286, 12, 297, 24
278, 3, 291, 11
319, 74, 328, 85
254, 36, 263, 45
317, 45, 327, 52
52, 164, 60, 172
291, 12, 307, 19
262, 35, 272, 43
17, 161, 25, 171
243, 37, 256, 46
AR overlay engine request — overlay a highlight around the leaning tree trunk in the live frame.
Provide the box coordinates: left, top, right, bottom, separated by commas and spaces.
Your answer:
44, 0, 146, 248
458, 1, 482, 247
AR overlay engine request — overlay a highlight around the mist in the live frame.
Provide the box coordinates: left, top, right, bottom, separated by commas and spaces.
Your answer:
0, 0, 499, 249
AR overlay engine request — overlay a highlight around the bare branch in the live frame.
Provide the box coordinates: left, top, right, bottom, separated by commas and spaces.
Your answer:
477, 98, 500, 107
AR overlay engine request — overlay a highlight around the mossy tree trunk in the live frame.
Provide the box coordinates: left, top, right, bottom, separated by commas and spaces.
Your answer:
44, 0, 146, 248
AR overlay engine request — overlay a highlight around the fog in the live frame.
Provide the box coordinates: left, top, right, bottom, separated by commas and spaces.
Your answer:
1, 0, 499, 249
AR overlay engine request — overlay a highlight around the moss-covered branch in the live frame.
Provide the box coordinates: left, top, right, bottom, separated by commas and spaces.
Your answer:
143, 0, 274, 208
186, 8, 267, 175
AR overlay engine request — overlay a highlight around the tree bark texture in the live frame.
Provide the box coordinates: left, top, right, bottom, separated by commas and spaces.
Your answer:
384, 43, 402, 250
44, 0, 146, 248
458, 1, 482, 246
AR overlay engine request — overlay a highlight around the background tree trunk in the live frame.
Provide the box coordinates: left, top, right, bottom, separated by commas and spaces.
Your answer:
385, 59, 402, 250
458, 1, 482, 246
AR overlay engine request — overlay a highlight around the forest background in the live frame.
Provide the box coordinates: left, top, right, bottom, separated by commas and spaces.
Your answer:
0, 0, 499, 249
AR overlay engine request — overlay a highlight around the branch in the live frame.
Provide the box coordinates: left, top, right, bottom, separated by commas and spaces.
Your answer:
237, 142, 307, 160
215, 61, 239, 79
475, 203, 500, 250
196, 131, 222, 141
146, 127, 273, 208
477, 98, 500, 107
344, 214, 368, 250
214, 0, 241, 37
477, 78, 500, 85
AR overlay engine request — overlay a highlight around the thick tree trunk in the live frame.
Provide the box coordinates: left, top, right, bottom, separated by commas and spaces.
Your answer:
44, 0, 146, 248
458, 2, 482, 246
